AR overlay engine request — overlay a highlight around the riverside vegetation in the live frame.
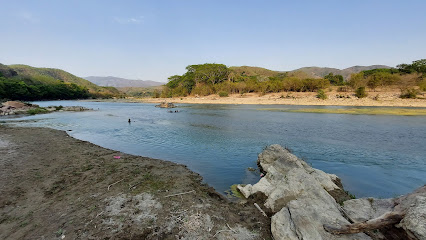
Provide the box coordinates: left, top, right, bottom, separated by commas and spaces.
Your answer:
161, 59, 426, 99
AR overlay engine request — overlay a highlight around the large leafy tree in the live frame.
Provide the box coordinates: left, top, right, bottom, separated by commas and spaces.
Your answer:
398, 59, 426, 74
186, 63, 229, 85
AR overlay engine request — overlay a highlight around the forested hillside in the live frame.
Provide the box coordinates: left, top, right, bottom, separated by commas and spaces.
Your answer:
0, 64, 120, 101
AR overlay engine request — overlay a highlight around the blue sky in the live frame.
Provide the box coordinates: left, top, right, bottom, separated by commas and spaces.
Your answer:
1, 0, 425, 82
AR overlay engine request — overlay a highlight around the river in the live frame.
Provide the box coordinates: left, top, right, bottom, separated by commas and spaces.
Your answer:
3, 100, 426, 198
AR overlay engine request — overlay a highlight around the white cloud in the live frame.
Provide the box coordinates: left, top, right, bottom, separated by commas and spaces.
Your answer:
16, 11, 40, 24
113, 16, 144, 24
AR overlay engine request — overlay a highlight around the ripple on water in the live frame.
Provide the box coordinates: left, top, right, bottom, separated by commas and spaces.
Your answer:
4, 101, 426, 198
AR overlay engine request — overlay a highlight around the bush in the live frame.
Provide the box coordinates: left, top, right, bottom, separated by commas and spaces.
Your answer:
316, 89, 327, 100
419, 79, 426, 91
27, 107, 49, 115
355, 87, 367, 98
337, 86, 349, 92
400, 88, 418, 99
191, 84, 214, 96
218, 91, 229, 97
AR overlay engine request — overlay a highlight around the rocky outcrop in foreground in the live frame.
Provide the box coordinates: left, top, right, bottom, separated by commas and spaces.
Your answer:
0, 101, 92, 116
0, 101, 36, 115
238, 144, 426, 240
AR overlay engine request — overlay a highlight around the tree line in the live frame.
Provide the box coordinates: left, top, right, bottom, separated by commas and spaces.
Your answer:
161, 59, 426, 98
348, 59, 426, 92
162, 64, 331, 97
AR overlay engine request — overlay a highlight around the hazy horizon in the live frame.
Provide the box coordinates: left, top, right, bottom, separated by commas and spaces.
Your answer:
1, 0, 425, 82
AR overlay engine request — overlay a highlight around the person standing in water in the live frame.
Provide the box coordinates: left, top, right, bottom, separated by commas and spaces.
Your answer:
128, 118, 131, 123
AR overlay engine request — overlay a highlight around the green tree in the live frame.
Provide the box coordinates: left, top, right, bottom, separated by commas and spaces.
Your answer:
324, 73, 344, 86
348, 73, 367, 89
355, 87, 367, 98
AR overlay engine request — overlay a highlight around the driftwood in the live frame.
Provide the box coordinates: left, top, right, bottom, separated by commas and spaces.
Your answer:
164, 190, 195, 198
107, 178, 124, 191
254, 203, 268, 217
324, 211, 405, 234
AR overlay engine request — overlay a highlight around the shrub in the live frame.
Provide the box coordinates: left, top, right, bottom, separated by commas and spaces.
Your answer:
355, 87, 367, 98
400, 88, 418, 99
337, 86, 349, 92
191, 84, 214, 96
27, 107, 49, 115
419, 79, 426, 91
316, 89, 327, 100
373, 94, 380, 101
218, 91, 229, 97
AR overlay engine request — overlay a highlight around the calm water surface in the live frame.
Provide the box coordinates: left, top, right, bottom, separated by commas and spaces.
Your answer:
3, 101, 426, 198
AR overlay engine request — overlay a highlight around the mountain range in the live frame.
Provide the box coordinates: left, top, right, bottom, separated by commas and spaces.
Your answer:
291, 65, 391, 79
84, 65, 391, 88
84, 76, 164, 88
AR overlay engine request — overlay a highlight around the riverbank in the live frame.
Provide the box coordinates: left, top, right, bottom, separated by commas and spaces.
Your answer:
0, 126, 270, 239
136, 90, 426, 107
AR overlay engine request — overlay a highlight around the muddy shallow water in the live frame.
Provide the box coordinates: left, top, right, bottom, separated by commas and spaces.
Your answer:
4, 100, 426, 198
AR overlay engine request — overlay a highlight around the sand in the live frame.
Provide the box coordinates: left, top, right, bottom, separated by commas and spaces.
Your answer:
137, 90, 426, 108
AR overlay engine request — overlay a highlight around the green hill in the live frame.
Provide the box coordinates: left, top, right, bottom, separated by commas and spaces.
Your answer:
0, 64, 121, 101
9, 65, 119, 97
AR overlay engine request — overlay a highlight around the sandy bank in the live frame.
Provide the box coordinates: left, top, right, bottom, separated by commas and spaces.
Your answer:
0, 126, 270, 239
136, 90, 426, 107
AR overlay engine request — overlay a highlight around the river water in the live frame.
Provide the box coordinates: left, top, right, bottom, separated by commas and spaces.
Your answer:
3, 101, 426, 198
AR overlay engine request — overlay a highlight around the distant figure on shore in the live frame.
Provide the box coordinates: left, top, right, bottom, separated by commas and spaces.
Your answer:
128, 118, 131, 123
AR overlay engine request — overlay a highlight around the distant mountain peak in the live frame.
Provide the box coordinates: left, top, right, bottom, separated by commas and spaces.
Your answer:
291, 65, 391, 79
84, 76, 164, 88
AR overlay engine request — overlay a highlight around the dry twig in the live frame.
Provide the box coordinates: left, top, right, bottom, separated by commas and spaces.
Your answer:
164, 190, 195, 198
254, 203, 268, 217
107, 178, 124, 191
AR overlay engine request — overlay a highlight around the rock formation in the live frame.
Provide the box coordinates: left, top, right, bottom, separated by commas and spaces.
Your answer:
0, 101, 92, 116
0, 101, 38, 115
238, 144, 426, 240
155, 102, 176, 108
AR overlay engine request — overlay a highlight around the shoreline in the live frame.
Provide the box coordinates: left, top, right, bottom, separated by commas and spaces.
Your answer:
0, 126, 270, 239
101, 91, 426, 108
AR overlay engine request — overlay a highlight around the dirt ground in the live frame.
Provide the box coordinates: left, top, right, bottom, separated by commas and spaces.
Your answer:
0, 126, 271, 239
137, 88, 426, 107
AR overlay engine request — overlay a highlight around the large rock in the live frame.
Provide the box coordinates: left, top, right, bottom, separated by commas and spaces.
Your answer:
238, 144, 426, 240
343, 186, 426, 240
155, 102, 176, 108
238, 145, 348, 212
400, 196, 426, 240
0, 101, 37, 116
2, 101, 29, 108
238, 145, 369, 240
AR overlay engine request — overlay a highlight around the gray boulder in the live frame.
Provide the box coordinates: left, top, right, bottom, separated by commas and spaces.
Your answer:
238, 145, 369, 240
400, 196, 426, 240
343, 186, 426, 240
239, 144, 426, 240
